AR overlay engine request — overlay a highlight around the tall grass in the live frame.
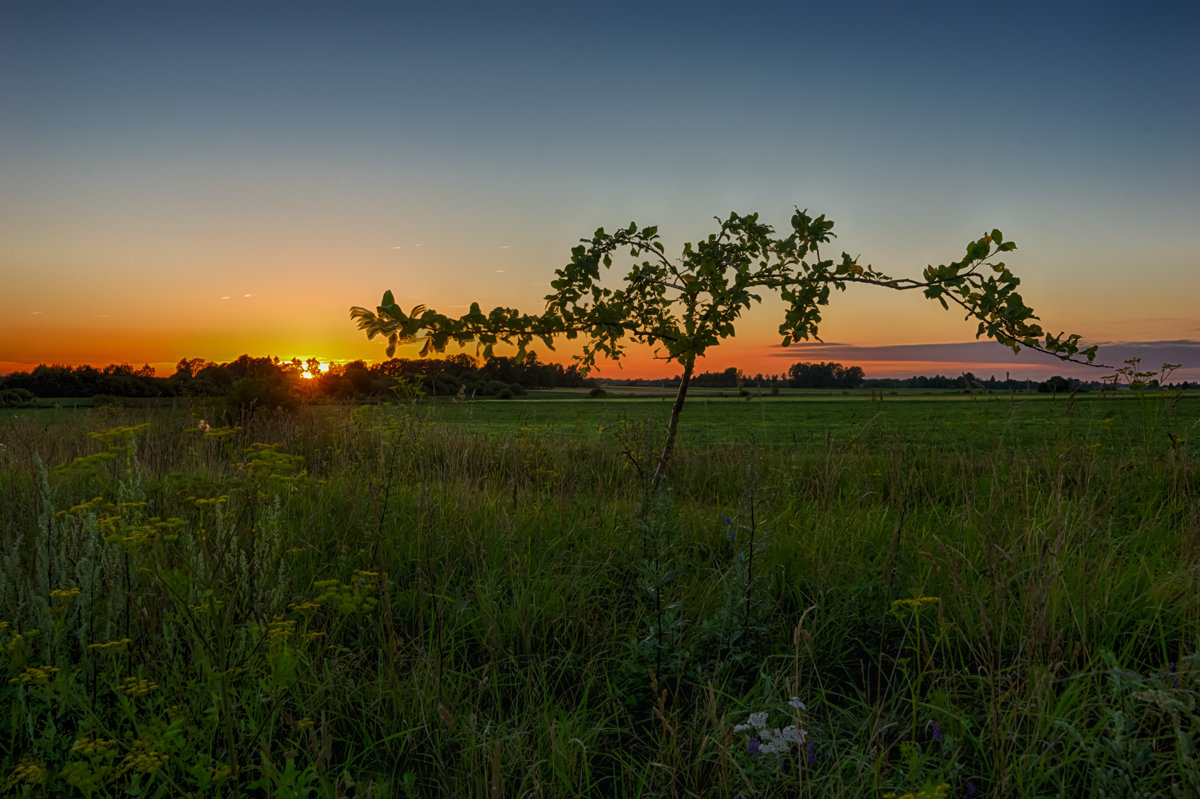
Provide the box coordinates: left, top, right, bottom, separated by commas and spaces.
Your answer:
1, 394, 1197, 797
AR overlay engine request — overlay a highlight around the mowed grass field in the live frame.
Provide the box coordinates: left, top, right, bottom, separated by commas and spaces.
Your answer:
1, 391, 1198, 797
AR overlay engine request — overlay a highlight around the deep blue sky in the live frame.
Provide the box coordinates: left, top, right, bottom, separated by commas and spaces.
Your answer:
3, 1, 1198, 378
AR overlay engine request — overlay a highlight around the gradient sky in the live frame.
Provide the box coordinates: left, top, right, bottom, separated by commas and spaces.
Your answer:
3, 0, 1198, 380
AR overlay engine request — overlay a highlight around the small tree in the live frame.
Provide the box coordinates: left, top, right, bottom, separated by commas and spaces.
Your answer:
352, 209, 1098, 490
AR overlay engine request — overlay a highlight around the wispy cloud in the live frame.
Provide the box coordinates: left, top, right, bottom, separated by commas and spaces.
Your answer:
765, 340, 1200, 379
499, 244, 513, 249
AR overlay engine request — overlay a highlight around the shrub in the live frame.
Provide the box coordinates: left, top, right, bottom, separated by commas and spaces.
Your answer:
223, 376, 300, 418
0, 388, 37, 408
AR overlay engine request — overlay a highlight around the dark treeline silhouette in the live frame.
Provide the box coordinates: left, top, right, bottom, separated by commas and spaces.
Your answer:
2, 358, 1190, 409
0, 353, 591, 405
595, 363, 1195, 393
602, 361, 867, 390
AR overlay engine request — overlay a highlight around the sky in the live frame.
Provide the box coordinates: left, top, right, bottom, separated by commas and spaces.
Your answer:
2, 0, 1198, 381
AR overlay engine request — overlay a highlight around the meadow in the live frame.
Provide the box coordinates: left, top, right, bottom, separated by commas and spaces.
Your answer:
1, 390, 1198, 797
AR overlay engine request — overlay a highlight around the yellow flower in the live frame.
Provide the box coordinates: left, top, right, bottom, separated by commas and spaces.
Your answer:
266, 618, 296, 642
890, 596, 940, 612
8, 665, 59, 685
71, 736, 118, 756
116, 676, 158, 696
120, 740, 167, 774
88, 638, 132, 653
50, 587, 83, 599
3, 760, 47, 788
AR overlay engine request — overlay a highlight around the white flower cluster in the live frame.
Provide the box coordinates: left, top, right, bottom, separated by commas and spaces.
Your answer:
733, 698, 808, 756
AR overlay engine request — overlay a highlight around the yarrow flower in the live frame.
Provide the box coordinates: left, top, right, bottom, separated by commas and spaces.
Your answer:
733, 705, 808, 758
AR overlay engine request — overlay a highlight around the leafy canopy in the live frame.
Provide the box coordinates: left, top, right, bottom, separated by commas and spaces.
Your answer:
351, 209, 1098, 371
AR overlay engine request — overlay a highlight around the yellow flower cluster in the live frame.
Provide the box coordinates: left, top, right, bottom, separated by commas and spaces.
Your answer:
88, 422, 152, 442
313, 578, 379, 614
2, 760, 48, 789
1, 624, 38, 657
71, 736, 118, 757
50, 586, 83, 599
266, 619, 296, 642
890, 596, 940, 612
8, 665, 59, 685
289, 601, 321, 615
120, 740, 168, 774
117, 676, 158, 696
57, 496, 108, 518
88, 637, 132, 653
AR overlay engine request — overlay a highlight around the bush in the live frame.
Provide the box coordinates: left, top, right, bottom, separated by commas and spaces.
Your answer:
480, 380, 525, 397
90, 394, 127, 408
223, 376, 300, 418
0, 388, 37, 408
589, 387, 607, 398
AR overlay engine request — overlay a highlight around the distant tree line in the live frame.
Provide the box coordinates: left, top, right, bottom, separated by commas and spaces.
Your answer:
597, 363, 1195, 393
2, 358, 1190, 410
0, 353, 591, 406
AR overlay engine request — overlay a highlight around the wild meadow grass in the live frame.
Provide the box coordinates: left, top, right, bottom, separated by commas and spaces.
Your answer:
1, 392, 1197, 797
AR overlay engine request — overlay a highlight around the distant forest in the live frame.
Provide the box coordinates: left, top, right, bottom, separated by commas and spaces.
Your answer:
0, 353, 589, 408
601, 361, 1181, 393
1, 356, 1189, 410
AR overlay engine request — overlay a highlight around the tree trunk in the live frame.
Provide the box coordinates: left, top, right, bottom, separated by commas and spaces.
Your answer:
650, 354, 696, 493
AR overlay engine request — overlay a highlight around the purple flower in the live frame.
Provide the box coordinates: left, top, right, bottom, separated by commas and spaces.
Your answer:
932, 720, 942, 745
965, 780, 977, 796
748, 737, 761, 757
807, 742, 815, 763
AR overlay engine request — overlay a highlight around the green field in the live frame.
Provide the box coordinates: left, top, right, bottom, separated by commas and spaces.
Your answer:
2, 392, 1198, 796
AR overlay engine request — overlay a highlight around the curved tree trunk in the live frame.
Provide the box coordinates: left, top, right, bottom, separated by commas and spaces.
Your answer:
650, 354, 696, 493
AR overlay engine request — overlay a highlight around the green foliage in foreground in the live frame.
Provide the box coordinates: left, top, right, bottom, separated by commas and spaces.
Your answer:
1, 395, 1198, 797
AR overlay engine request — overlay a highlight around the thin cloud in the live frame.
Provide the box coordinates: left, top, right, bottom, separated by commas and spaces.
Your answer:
764, 339, 1200, 378
499, 244, 513, 249
495, 269, 506, 273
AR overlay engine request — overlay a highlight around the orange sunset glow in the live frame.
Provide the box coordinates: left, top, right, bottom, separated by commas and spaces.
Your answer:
2, 4, 1197, 381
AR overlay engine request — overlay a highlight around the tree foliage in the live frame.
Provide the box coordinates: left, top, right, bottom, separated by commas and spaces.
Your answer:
787, 361, 865, 389
352, 208, 1099, 489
